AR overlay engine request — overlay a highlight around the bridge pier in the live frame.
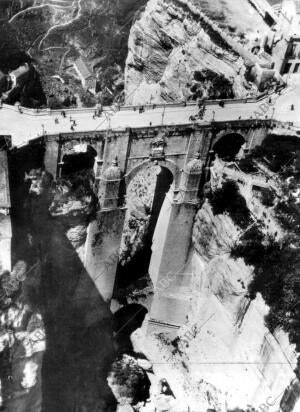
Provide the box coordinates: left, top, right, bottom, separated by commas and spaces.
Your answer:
148, 200, 197, 329
148, 153, 204, 330
40, 122, 270, 316
84, 208, 125, 302
84, 158, 125, 302
0, 149, 12, 272
44, 137, 60, 179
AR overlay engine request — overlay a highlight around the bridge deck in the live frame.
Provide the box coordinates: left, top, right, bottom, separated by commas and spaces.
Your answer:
0, 85, 299, 147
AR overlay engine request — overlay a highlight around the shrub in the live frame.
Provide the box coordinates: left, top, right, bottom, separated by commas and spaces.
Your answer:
232, 231, 300, 333
208, 180, 252, 228
238, 156, 258, 173
260, 187, 275, 207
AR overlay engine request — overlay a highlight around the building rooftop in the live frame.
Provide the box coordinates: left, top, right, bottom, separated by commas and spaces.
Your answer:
73, 57, 95, 80
10, 63, 30, 80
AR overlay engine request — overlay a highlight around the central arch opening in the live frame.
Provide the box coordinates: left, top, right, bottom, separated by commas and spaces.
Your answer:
114, 165, 173, 291
213, 133, 245, 161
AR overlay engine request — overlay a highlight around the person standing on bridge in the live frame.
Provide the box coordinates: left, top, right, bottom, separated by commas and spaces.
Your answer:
96, 103, 102, 116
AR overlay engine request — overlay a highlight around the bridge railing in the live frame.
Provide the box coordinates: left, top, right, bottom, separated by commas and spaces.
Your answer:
0, 92, 277, 118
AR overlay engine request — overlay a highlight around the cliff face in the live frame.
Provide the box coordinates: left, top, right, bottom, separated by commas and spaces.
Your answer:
185, 201, 297, 411
125, 0, 270, 104
0, 0, 277, 107
130, 153, 300, 412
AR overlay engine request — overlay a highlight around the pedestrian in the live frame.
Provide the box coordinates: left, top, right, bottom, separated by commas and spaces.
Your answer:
291, 104, 295, 111
160, 379, 175, 398
96, 103, 102, 116
71, 125, 74, 131
73, 120, 77, 126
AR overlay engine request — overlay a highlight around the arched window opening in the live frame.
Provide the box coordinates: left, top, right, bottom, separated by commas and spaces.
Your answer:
61, 146, 96, 176
213, 133, 245, 161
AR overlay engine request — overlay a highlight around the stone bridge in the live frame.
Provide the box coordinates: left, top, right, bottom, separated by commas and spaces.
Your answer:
42, 117, 271, 329
0, 91, 299, 328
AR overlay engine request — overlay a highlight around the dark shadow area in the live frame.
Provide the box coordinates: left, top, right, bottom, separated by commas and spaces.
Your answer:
0, 24, 32, 73
253, 134, 300, 173
61, 146, 97, 176
39, 221, 116, 412
113, 304, 148, 353
208, 179, 252, 229
114, 167, 173, 290
8, 143, 45, 264
6, 145, 118, 412
213, 133, 245, 161
111, 304, 151, 406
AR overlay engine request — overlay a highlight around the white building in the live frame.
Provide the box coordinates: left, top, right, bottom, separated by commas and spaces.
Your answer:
9, 63, 30, 88
73, 57, 97, 94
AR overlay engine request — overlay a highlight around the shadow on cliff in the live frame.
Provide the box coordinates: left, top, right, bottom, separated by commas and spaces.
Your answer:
38, 219, 117, 412
8, 144, 118, 412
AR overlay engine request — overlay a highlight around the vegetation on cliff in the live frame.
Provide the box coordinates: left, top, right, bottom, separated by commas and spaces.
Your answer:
230, 138, 300, 374
208, 179, 252, 229
0, 0, 147, 107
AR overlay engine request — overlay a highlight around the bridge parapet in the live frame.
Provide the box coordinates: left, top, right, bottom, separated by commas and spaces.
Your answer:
0, 151, 11, 211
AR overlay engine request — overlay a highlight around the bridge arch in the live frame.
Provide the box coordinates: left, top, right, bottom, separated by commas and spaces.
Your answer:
212, 130, 246, 161
124, 158, 181, 190
113, 159, 178, 290
60, 144, 97, 176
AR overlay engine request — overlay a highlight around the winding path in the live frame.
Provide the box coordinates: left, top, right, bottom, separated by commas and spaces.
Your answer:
9, 0, 82, 51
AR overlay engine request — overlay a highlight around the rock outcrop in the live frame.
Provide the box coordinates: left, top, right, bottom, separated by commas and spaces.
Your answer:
130, 153, 300, 412
125, 0, 271, 104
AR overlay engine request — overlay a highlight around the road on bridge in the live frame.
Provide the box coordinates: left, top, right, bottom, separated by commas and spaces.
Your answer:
0, 85, 299, 147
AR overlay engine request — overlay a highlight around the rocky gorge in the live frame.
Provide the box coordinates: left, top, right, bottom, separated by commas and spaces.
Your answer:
1, 0, 300, 411
1, 128, 300, 411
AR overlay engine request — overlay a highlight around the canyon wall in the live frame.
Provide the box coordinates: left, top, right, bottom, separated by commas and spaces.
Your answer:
130, 155, 300, 412
125, 0, 271, 105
